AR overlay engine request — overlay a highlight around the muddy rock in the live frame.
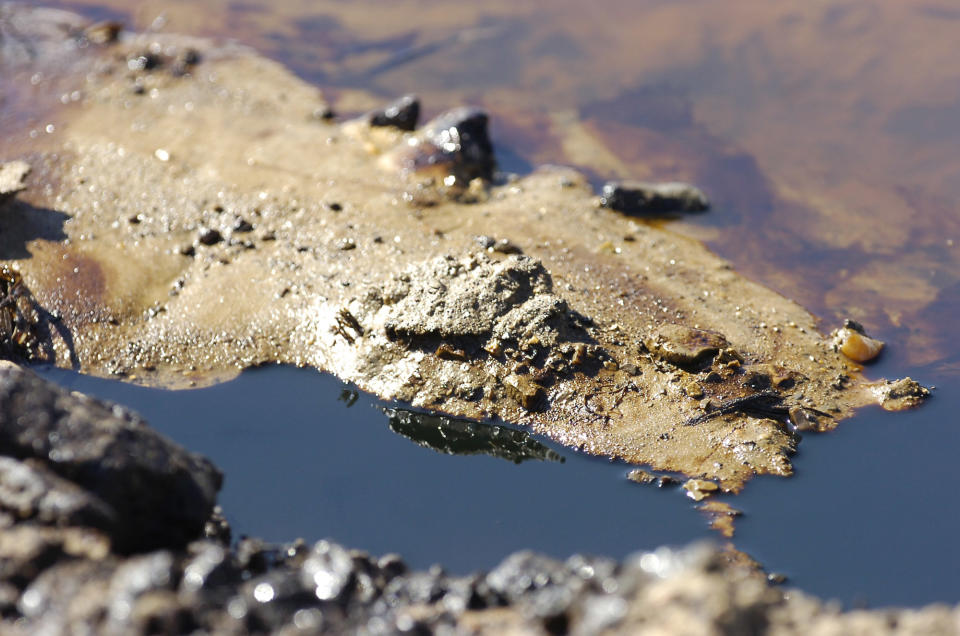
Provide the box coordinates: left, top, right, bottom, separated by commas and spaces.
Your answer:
876, 377, 931, 411
644, 323, 729, 368
339, 251, 597, 412
683, 478, 720, 501
0, 362, 221, 551
600, 180, 710, 215
626, 469, 677, 487
0, 161, 29, 206
383, 253, 558, 341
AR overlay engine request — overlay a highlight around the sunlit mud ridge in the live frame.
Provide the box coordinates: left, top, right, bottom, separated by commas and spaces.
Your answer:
0, 5, 927, 495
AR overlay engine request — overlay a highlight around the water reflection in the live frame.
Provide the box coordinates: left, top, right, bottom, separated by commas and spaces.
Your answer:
383, 407, 563, 465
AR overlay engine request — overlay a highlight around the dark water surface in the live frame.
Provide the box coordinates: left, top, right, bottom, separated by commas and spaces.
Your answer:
26, 0, 960, 609
36, 365, 710, 573
37, 363, 960, 608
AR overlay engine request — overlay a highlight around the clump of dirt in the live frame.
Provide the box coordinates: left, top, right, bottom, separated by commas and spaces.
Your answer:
381, 252, 592, 350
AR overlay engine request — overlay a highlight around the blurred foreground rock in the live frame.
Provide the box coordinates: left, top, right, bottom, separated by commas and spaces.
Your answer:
0, 361, 221, 552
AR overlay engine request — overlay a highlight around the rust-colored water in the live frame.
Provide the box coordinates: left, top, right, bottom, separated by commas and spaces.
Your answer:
16, 0, 960, 606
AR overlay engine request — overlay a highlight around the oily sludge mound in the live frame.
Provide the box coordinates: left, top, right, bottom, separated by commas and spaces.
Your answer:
0, 5, 926, 495
0, 365, 955, 635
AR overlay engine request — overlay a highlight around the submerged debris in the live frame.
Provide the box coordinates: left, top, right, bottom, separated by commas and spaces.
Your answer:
0, 160, 29, 206
600, 180, 709, 215
369, 94, 420, 131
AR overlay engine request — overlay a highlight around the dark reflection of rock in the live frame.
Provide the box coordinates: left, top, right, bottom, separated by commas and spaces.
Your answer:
383, 407, 564, 464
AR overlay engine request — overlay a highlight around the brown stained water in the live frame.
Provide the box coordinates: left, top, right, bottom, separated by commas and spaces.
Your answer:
11, 0, 960, 606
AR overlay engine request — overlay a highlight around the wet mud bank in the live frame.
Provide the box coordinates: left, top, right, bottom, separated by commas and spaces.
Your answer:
0, 5, 926, 492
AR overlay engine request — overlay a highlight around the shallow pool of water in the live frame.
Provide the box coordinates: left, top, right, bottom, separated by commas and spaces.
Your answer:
36, 364, 711, 573
36, 362, 960, 608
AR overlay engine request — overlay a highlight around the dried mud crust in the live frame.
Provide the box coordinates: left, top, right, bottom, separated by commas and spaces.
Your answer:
0, 6, 926, 490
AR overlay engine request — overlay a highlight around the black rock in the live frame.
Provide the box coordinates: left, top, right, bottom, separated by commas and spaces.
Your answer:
369, 94, 420, 131
600, 180, 709, 215
421, 107, 496, 182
